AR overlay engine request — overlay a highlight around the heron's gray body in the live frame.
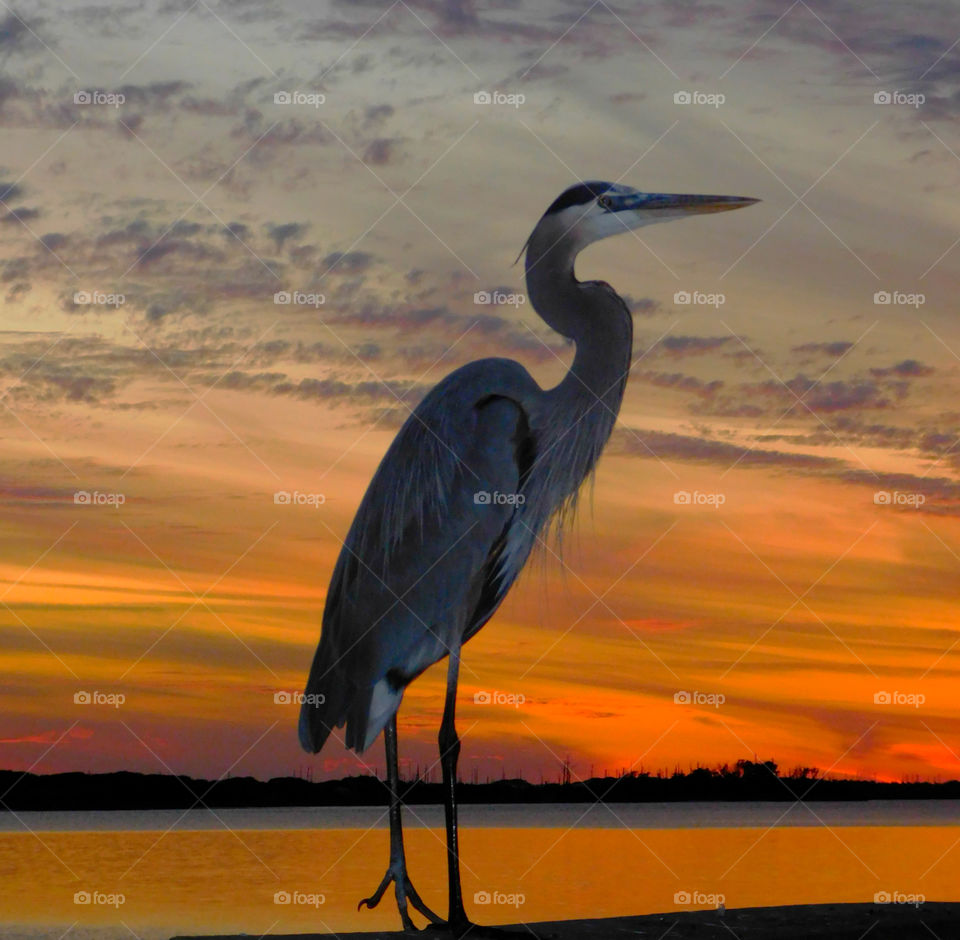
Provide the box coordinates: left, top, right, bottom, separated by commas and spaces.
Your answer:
299, 268, 633, 754
299, 358, 538, 753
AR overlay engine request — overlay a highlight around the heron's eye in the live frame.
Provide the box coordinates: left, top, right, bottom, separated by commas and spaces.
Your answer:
598, 195, 612, 210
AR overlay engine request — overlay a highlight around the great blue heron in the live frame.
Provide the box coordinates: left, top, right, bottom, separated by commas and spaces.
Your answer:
299, 180, 758, 936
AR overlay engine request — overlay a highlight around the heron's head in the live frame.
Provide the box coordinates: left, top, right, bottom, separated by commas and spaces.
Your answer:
532, 180, 759, 256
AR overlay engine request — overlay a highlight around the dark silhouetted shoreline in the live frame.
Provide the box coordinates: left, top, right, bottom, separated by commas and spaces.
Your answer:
3, 760, 959, 811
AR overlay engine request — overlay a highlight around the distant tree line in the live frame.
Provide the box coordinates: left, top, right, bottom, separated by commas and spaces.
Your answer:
1, 759, 958, 811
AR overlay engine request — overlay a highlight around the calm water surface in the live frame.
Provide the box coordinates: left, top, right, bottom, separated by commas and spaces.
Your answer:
0, 802, 955, 939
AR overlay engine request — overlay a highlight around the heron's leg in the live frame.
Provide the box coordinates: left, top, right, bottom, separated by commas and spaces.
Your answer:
439, 640, 472, 933
358, 713, 443, 930
431, 649, 535, 940
412, 646, 534, 940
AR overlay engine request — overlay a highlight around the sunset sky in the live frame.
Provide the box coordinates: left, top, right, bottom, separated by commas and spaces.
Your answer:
1, 0, 959, 788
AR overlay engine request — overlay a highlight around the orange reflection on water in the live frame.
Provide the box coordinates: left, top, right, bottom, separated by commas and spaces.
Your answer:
0, 826, 953, 937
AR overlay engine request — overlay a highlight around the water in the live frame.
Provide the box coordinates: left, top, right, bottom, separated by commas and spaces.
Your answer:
1, 802, 955, 938
3, 799, 960, 832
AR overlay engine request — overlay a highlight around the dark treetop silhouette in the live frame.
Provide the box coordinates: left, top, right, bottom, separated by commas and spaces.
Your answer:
298, 180, 758, 935
7, 761, 960, 812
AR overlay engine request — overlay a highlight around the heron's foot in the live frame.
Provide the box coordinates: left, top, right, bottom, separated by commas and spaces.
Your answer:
357, 860, 443, 932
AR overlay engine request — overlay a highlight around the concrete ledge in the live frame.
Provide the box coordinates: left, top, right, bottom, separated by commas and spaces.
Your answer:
171, 901, 960, 939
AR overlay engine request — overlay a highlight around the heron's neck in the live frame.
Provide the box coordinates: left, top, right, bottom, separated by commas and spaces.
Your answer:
525, 235, 633, 489
525, 237, 633, 410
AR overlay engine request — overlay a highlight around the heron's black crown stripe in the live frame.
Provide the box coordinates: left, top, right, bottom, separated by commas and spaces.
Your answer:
544, 181, 613, 215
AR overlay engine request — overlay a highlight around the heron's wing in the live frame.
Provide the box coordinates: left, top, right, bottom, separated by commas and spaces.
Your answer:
300, 357, 540, 753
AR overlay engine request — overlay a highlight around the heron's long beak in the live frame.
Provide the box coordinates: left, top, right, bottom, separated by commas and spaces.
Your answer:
608, 192, 760, 214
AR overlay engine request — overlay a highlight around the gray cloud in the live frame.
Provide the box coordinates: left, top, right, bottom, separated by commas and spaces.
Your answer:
266, 221, 309, 249
699, 367, 932, 418
621, 294, 661, 317
362, 137, 398, 165
870, 359, 935, 378
658, 335, 732, 357
791, 341, 855, 357
611, 427, 842, 470
637, 370, 724, 398
0, 11, 42, 56
321, 250, 375, 274
116, 81, 191, 107
0, 206, 39, 224
612, 424, 960, 514
363, 103, 394, 125
0, 181, 23, 202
